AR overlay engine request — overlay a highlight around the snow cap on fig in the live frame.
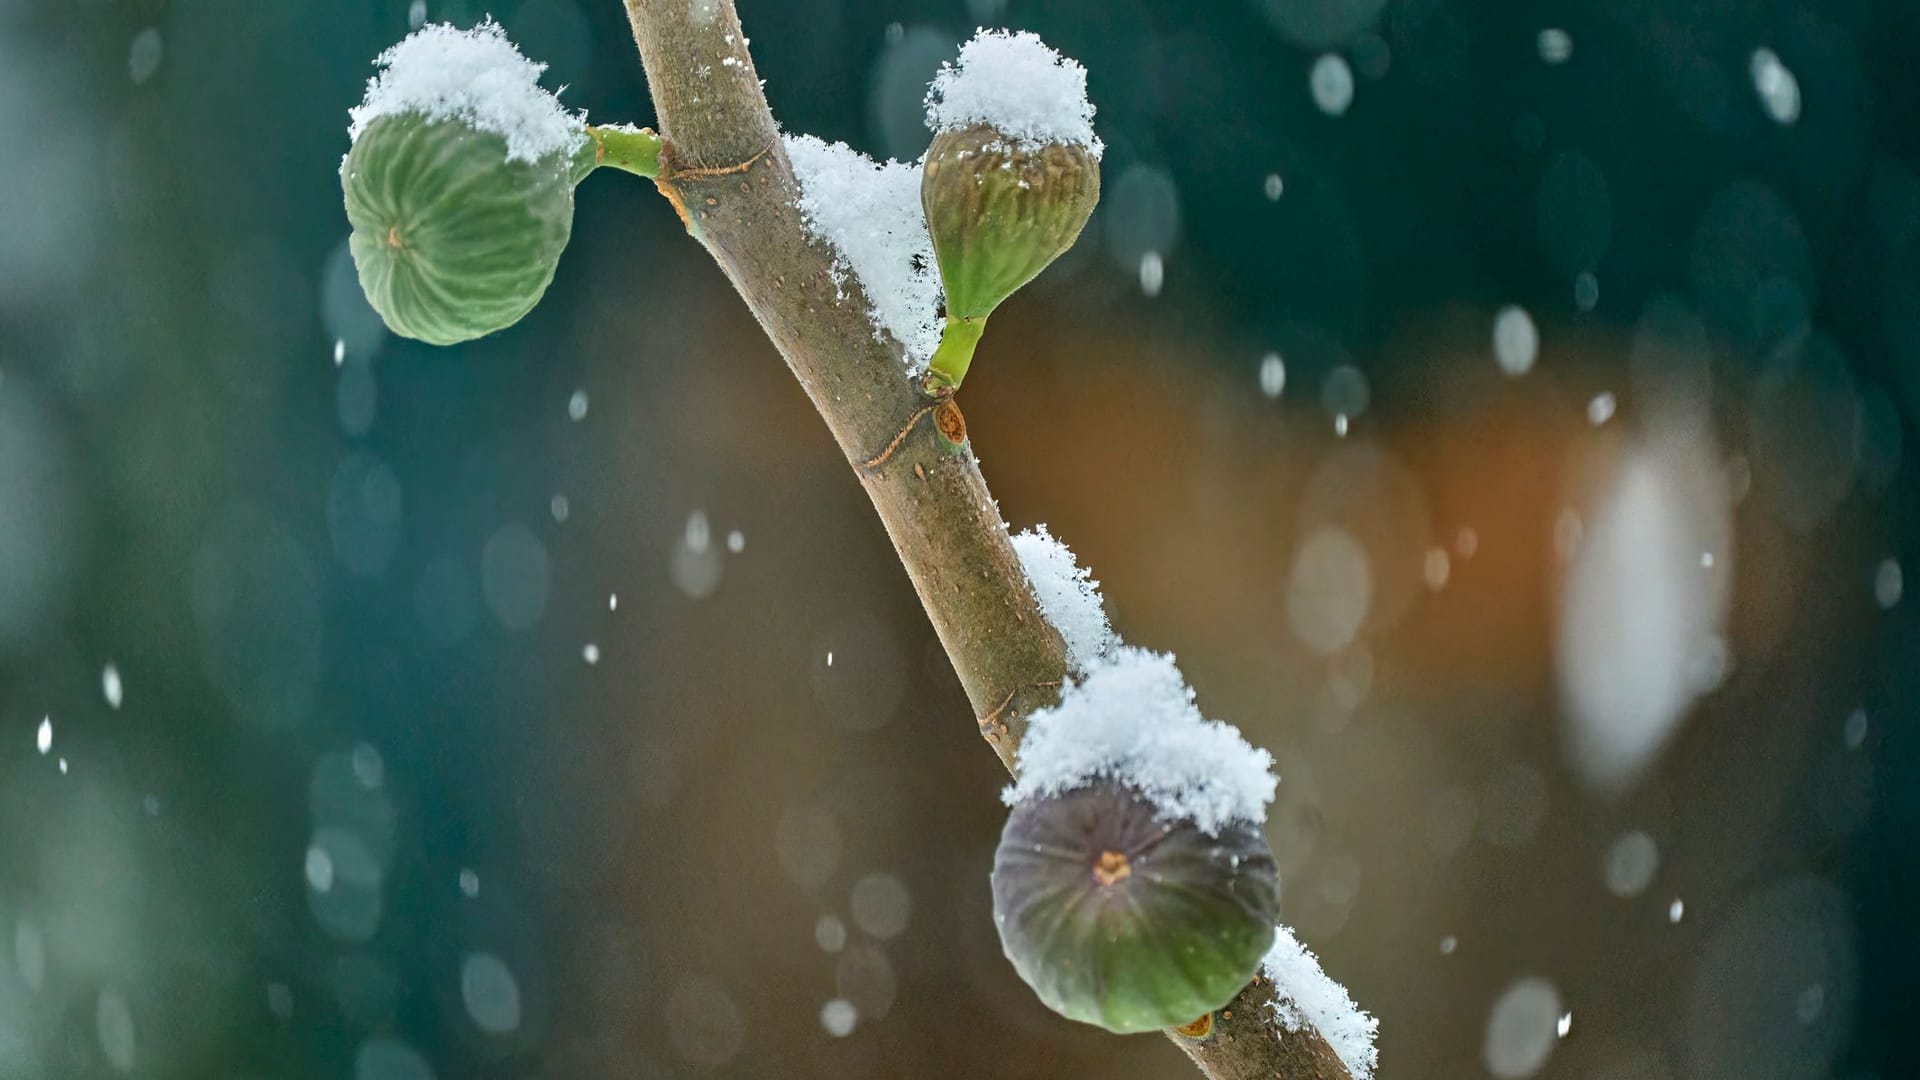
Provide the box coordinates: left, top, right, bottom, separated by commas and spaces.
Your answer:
920, 30, 1102, 389
1005, 647, 1277, 836
992, 649, 1282, 1031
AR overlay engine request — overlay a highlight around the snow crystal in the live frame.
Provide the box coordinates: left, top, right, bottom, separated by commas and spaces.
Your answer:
925, 30, 1101, 156
820, 998, 858, 1037
1875, 557, 1903, 608
1010, 525, 1114, 672
1493, 304, 1538, 376
784, 134, 942, 369
1262, 925, 1379, 1080
1004, 647, 1275, 834
1750, 48, 1801, 125
1537, 28, 1573, 65
349, 19, 584, 164
1309, 54, 1355, 116
1138, 251, 1165, 297
1587, 391, 1617, 426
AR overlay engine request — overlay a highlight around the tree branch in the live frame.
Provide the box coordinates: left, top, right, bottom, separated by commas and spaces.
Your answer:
619, 3, 1354, 1076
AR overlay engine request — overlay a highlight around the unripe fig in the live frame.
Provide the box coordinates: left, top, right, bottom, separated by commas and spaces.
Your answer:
991, 780, 1280, 1034
342, 113, 583, 346
919, 123, 1099, 388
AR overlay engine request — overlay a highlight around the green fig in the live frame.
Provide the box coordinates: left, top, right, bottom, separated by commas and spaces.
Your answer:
342, 112, 587, 346
919, 123, 1100, 389
991, 780, 1281, 1034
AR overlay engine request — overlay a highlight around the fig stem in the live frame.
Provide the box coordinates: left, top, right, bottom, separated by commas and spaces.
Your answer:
583, 124, 663, 180
925, 315, 987, 391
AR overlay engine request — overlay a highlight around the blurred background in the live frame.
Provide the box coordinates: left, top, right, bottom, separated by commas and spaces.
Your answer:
1, 0, 1916, 1077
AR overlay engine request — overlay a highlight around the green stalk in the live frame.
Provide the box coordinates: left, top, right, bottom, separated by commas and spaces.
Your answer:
925, 315, 987, 392
574, 124, 663, 183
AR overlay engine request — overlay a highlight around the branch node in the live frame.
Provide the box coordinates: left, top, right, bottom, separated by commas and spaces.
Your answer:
933, 397, 968, 448
977, 680, 1062, 740
661, 142, 775, 181
857, 402, 939, 473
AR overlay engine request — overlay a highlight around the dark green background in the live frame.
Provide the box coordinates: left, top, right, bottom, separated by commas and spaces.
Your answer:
0, 0, 1914, 1077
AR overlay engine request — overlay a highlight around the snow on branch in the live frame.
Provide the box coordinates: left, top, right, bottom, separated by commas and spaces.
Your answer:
1010, 525, 1115, 673
349, 19, 585, 164
783, 134, 943, 371
925, 29, 1102, 156
1262, 924, 1379, 1079
1005, 647, 1276, 835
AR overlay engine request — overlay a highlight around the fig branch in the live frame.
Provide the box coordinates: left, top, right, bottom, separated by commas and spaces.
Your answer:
615, 0, 1065, 772
338, 8, 1365, 1076
616, 2, 1353, 1076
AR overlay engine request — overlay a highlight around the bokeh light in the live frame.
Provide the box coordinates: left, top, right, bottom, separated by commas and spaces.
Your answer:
1, 1, 1915, 1077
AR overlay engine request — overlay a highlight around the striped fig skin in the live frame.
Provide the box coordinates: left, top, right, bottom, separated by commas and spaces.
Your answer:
991, 781, 1280, 1034
343, 113, 579, 346
920, 124, 1099, 321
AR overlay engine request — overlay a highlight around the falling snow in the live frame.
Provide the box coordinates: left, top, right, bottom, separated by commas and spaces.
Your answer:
1259, 352, 1287, 398
1557, 442, 1731, 790
1750, 48, 1801, 125
1138, 250, 1165, 297
1874, 558, 1903, 608
1587, 392, 1616, 426
1310, 54, 1355, 116
1537, 29, 1573, 65
1493, 305, 1538, 376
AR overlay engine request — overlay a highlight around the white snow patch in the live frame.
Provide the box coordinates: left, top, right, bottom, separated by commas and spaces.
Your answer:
349, 19, 585, 164
1010, 525, 1115, 672
784, 134, 942, 370
1262, 924, 1379, 1080
925, 29, 1101, 156
1005, 647, 1275, 834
